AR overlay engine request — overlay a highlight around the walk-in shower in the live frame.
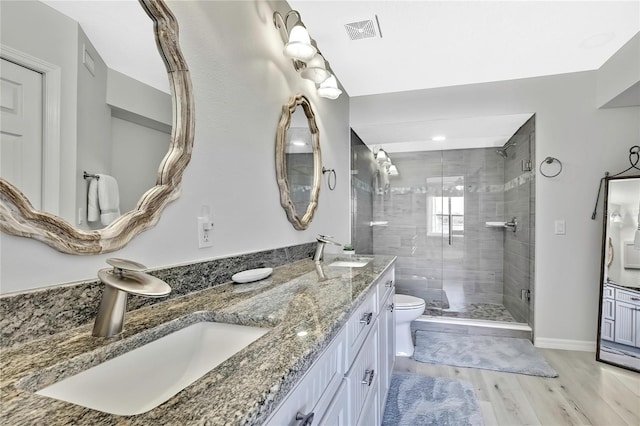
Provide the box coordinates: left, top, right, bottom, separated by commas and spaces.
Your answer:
351, 116, 536, 332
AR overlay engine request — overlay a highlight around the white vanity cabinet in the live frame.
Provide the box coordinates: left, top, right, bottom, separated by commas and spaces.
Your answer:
265, 265, 395, 426
602, 283, 640, 348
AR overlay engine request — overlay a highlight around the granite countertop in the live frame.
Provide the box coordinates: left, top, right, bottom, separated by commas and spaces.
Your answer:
0, 255, 395, 425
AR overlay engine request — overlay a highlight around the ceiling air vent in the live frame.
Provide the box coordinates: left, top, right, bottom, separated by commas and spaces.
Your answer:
344, 17, 381, 40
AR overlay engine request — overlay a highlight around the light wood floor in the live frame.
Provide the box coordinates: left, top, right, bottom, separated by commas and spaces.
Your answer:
394, 349, 640, 426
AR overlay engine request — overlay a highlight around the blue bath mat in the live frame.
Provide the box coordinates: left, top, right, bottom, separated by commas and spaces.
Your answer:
381, 373, 484, 426
414, 331, 558, 377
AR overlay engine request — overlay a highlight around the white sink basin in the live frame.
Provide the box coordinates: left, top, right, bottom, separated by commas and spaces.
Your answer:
329, 258, 373, 268
36, 322, 269, 415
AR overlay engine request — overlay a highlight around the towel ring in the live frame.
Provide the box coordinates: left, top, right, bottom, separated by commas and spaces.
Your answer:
322, 167, 336, 190
539, 157, 562, 178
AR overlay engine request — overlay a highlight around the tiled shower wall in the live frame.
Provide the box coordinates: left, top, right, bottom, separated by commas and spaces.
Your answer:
503, 116, 536, 324
350, 122, 535, 325
370, 148, 506, 309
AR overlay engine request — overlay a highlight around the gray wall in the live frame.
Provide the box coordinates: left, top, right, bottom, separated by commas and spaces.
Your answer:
1, 1, 351, 294
503, 116, 536, 324
111, 117, 170, 213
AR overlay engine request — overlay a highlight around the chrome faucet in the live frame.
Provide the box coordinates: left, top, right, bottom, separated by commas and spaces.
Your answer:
313, 234, 342, 262
92, 258, 171, 338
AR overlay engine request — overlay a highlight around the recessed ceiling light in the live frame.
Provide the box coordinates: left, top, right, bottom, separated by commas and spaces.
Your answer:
292, 140, 307, 146
432, 135, 446, 141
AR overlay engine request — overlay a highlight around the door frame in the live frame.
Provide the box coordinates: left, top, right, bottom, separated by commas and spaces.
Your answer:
1, 44, 61, 215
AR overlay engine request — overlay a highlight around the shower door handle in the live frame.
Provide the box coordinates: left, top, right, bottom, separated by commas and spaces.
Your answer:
447, 198, 453, 246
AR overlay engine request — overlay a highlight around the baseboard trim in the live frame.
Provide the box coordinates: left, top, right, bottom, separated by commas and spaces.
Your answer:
534, 337, 596, 352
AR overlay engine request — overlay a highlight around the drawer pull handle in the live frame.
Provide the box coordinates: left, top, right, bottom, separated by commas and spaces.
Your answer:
360, 312, 373, 325
295, 411, 315, 426
361, 369, 375, 386
385, 280, 393, 288
631, 297, 640, 301
388, 302, 395, 312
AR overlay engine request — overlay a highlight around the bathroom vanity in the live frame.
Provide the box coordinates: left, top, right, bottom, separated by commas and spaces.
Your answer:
0, 255, 396, 425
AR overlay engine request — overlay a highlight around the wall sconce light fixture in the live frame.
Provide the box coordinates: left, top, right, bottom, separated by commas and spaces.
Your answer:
611, 211, 623, 225
273, 9, 342, 100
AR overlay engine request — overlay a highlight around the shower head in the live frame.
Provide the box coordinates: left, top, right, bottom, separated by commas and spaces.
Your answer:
496, 140, 517, 158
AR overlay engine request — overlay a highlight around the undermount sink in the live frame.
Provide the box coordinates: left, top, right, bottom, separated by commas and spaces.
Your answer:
36, 321, 269, 416
329, 257, 373, 268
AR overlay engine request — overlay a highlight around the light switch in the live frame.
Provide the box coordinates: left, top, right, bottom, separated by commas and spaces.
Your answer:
554, 220, 565, 235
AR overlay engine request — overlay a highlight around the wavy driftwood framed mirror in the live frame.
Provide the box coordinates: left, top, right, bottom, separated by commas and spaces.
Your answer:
0, 0, 194, 254
275, 94, 321, 230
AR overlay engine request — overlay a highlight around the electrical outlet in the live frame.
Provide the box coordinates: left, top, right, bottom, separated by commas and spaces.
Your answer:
197, 217, 213, 248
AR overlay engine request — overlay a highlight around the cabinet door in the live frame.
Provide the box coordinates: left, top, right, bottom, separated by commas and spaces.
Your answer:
635, 308, 640, 349
357, 377, 380, 426
601, 318, 615, 341
603, 298, 615, 320
614, 301, 636, 346
318, 381, 348, 426
346, 319, 379, 425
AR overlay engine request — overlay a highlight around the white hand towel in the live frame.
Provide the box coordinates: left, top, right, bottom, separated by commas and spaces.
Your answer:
87, 178, 100, 222
97, 174, 121, 226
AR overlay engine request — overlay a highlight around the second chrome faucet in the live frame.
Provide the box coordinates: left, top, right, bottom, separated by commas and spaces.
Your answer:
313, 234, 342, 262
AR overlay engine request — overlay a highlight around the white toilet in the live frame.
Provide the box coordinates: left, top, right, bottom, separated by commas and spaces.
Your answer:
393, 294, 426, 357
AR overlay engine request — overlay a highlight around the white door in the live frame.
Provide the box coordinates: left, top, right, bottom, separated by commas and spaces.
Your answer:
1, 58, 43, 209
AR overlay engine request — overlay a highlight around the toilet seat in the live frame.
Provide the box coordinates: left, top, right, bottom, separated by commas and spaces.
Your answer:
394, 294, 426, 310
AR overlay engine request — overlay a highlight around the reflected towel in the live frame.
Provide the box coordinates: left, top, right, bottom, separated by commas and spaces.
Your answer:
87, 174, 121, 225
87, 179, 100, 222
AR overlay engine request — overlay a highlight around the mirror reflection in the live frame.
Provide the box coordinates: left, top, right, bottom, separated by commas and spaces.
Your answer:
275, 95, 321, 230
0, 0, 170, 230
597, 175, 640, 372
285, 109, 315, 217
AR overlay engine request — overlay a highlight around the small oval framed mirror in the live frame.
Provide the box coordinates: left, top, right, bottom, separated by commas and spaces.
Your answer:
275, 95, 321, 230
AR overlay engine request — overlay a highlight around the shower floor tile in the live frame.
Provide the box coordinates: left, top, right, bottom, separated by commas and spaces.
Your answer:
425, 303, 517, 322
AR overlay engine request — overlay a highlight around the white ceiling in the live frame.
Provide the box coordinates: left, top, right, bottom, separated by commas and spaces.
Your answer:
289, 1, 640, 151
289, 0, 640, 97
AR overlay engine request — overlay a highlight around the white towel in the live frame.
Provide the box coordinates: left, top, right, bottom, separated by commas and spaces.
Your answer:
87, 174, 121, 226
87, 178, 100, 222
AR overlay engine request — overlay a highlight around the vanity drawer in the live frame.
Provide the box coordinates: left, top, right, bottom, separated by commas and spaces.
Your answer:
377, 268, 395, 308
345, 318, 379, 426
346, 288, 378, 367
616, 288, 640, 306
603, 285, 615, 299
265, 327, 347, 426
